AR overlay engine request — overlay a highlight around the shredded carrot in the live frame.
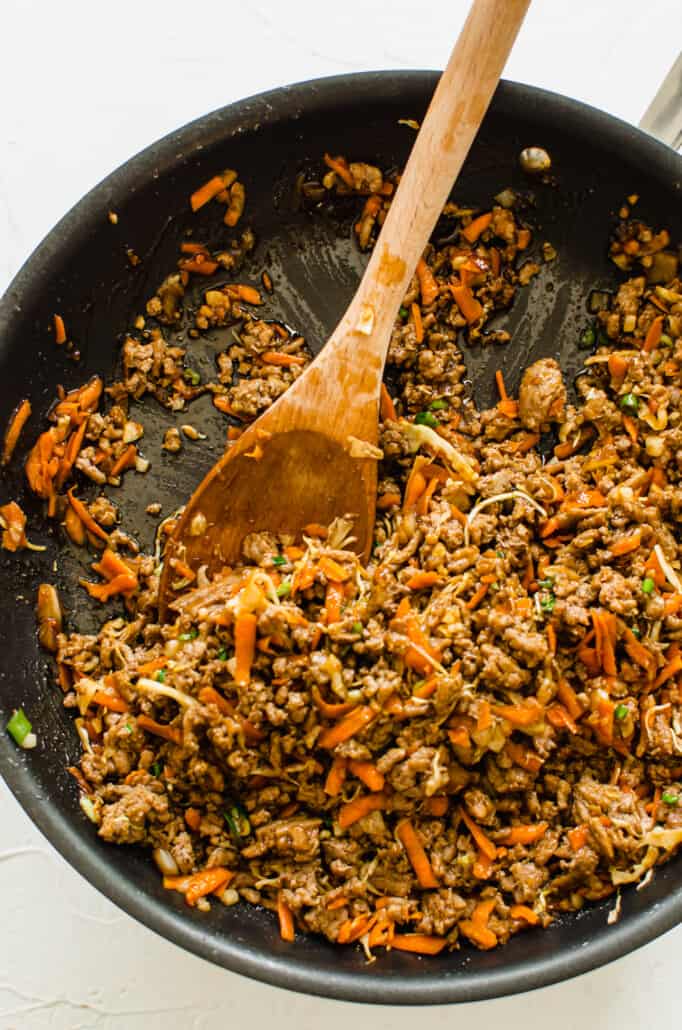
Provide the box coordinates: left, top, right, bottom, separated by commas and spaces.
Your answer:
260, 350, 305, 367
494, 369, 519, 418
556, 678, 584, 720
516, 228, 531, 250
458, 898, 497, 950
311, 687, 355, 720
170, 558, 196, 583
416, 258, 439, 306
652, 654, 682, 690
377, 491, 402, 510
411, 302, 424, 343
510, 431, 539, 455
462, 211, 492, 244
476, 700, 492, 732
277, 892, 296, 941
137, 714, 182, 745
81, 572, 138, 602
53, 314, 67, 345
303, 522, 328, 539
137, 656, 167, 678
406, 570, 440, 591
403, 455, 429, 511
466, 581, 491, 611
424, 796, 448, 817
324, 756, 347, 796
318, 556, 350, 583
451, 281, 483, 324
179, 254, 218, 276
644, 549, 666, 589
92, 548, 136, 582
324, 581, 345, 625
165, 867, 233, 905
2, 398, 31, 466
110, 444, 137, 478
190, 173, 231, 212
284, 545, 305, 561
327, 895, 349, 911
448, 726, 471, 748
67, 490, 109, 542
338, 792, 387, 829
663, 594, 682, 616
592, 609, 617, 676
391, 933, 447, 955
546, 623, 557, 655
490, 701, 543, 727
510, 904, 540, 925
91, 689, 128, 713
643, 314, 664, 353
337, 913, 377, 944
396, 818, 439, 888
234, 613, 257, 686
379, 382, 397, 422
568, 825, 589, 851
323, 153, 355, 189
506, 741, 542, 774
404, 614, 442, 675
318, 705, 376, 749
622, 415, 638, 444
609, 530, 642, 556
416, 475, 438, 517
498, 822, 548, 846
547, 702, 579, 734
348, 759, 385, 792
459, 808, 497, 861
185, 807, 201, 831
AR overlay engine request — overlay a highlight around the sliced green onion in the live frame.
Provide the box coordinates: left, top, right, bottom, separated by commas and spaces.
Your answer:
662, 791, 679, 805
183, 368, 201, 385
540, 595, 556, 613
429, 399, 448, 411
150, 761, 162, 777
399, 306, 408, 320
224, 804, 251, 840
614, 703, 629, 720
352, 622, 363, 634
660, 333, 673, 347
125, 722, 133, 734
155, 668, 167, 683
7, 708, 32, 747
496, 549, 505, 558
217, 647, 228, 661
277, 579, 292, 598
620, 393, 639, 413
179, 628, 198, 641
537, 577, 555, 590
415, 411, 439, 428
580, 327, 595, 348
631, 626, 641, 638
272, 555, 287, 567
642, 577, 655, 595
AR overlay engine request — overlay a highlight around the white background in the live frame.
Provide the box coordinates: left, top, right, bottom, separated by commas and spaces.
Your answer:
1, 1, 680, 1026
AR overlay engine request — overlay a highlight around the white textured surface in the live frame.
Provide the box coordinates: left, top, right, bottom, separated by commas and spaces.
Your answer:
1, 1, 681, 1026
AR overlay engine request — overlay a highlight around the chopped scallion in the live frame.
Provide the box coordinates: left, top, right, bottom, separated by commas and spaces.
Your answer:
277, 579, 292, 598
217, 647, 228, 661
429, 399, 448, 411
179, 628, 198, 641
614, 703, 629, 720
415, 411, 439, 428
662, 792, 679, 806
183, 368, 201, 386
155, 668, 166, 683
642, 577, 655, 595
6, 708, 31, 747
620, 393, 639, 414
352, 622, 363, 634
272, 555, 287, 567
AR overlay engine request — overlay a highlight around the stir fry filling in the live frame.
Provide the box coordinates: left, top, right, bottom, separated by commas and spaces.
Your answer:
8, 157, 682, 956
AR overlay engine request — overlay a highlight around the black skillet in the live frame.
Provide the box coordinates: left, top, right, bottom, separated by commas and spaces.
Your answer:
1, 72, 681, 1005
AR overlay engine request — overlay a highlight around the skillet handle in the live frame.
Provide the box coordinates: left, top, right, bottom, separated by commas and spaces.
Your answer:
638, 51, 682, 151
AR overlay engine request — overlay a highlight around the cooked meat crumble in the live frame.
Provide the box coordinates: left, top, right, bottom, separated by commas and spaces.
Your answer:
18, 156, 682, 957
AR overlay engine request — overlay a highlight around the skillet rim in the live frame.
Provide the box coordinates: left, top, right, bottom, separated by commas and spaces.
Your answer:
1, 70, 681, 1005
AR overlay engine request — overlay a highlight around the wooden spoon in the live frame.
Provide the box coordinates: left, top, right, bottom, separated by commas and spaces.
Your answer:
160, 0, 530, 609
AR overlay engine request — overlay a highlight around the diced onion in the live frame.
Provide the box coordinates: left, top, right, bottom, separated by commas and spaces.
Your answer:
654, 544, 682, 593
153, 847, 180, 877
136, 677, 197, 708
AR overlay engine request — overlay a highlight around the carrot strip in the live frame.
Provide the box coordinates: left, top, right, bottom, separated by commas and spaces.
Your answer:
324, 756, 347, 796
459, 898, 497, 950
643, 314, 664, 353
466, 581, 491, 610
184, 808, 201, 831
416, 475, 438, 517
67, 490, 109, 542
326, 895, 349, 911
137, 714, 182, 745
622, 415, 638, 444
277, 893, 296, 941
311, 687, 355, 720
609, 531, 642, 556
403, 455, 429, 511
2, 398, 31, 466
477, 700, 492, 732
323, 153, 354, 189
404, 616, 442, 675
391, 934, 447, 955
451, 281, 483, 324
424, 796, 449, 817
186, 869, 233, 905
234, 613, 257, 686
459, 808, 497, 861
498, 822, 548, 846
556, 678, 584, 720
448, 726, 471, 748
260, 351, 305, 367
379, 382, 397, 422
324, 581, 345, 625
406, 570, 440, 591
506, 741, 542, 774
490, 701, 543, 727
510, 904, 540, 925
92, 548, 136, 582
377, 491, 402, 510
318, 706, 376, 749
190, 174, 231, 212
462, 212, 492, 243
396, 818, 439, 888
91, 689, 128, 713
338, 792, 387, 829
179, 255, 218, 276
81, 573, 138, 601
348, 759, 385, 792
337, 913, 377, 944
411, 302, 424, 343
318, 556, 350, 583
568, 825, 589, 851
652, 654, 682, 690
53, 314, 67, 345
416, 259, 439, 306
546, 623, 557, 655
137, 656, 167, 678
110, 444, 137, 478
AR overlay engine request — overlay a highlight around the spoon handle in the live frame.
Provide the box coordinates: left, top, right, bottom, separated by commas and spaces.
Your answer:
328, 0, 530, 364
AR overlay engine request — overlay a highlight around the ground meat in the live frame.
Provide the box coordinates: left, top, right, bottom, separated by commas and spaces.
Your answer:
518, 358, 566, 431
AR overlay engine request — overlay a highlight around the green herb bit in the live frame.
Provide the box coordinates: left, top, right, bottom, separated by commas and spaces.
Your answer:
580, 327, 596, 348
415, 411, 439, 428
614, 703, 629, 720
272, 555, 287, 567
352, 622, 363, 634
150, 761, 162, 777
217, 647, 228, 661
399, 306, 408, 320
660, 334, 673, 347
642, 577, 655, 595
155, 668, 166, 683
125, 723, 133, 734
429, 399, 448, 411
183, 368, 201, 386
540, 594, 556, 613
277, 579, 292, 598
6, 707, 32, 747
662, 792, 679, 806
496, 549, 505, 559
631, 626, 641, 638
537, 577, 555, 590
179, 628, 198, 641
596, 328, 610, 348
224, 804, 251, 840
620, 393, 639, 413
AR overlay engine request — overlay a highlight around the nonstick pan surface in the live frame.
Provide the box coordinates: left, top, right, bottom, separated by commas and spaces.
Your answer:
0, 72, 681, 1004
